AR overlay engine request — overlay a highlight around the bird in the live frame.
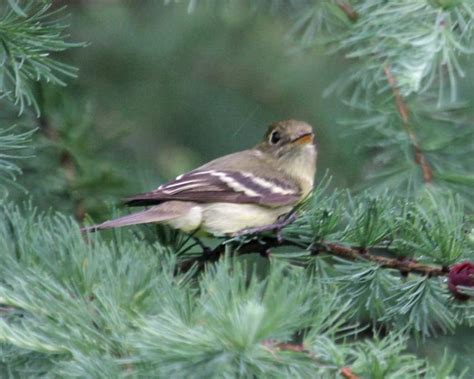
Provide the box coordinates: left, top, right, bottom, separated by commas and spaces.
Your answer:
82, 119, 317, 237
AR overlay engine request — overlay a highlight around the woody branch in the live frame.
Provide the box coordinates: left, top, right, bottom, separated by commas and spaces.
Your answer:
178, 236, 448, 277
383, 65, 434, 183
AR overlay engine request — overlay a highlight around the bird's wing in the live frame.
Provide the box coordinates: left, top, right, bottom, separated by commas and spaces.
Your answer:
125, 169, 300, 207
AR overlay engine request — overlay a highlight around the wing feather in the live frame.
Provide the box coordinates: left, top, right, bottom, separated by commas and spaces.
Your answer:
125, 169, 300, 207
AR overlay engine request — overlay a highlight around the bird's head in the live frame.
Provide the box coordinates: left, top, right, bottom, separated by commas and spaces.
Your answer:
257, 119, 317, 193
258, 119, 316, 160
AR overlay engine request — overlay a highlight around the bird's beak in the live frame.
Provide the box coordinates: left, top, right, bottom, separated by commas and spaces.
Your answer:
291, 132, 314, 145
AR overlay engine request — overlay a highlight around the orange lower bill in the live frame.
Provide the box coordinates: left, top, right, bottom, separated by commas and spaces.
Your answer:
293, 133, 314, 145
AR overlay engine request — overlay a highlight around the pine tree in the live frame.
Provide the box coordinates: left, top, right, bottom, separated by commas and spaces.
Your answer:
0, 1, 473, 377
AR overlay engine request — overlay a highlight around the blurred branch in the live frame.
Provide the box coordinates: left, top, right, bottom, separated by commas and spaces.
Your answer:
35, 83, 85, 219
384, 65, 433, 184
262, 340, 361, 379
178, 235, 449, 277
335, 0, 358, 22
340, 367, 360, 379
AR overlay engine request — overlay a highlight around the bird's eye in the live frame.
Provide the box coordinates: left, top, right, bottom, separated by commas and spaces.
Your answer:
270, 131, 281, 144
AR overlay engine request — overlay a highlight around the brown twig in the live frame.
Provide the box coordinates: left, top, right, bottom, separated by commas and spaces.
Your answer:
274, 342, 306, 353
322, 242, 447, 276
262, 341, 360, 379
177, 236, 448, 277
341, 367, 361, 379
383, 65, 433, 183
331, 5, 432, 184
336, 0, 359, 22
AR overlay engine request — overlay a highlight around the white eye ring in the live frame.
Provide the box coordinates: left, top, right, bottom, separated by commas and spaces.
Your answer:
270, 131, 281, 144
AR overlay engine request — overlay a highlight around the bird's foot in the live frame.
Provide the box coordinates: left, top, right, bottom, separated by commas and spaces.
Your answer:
191, 236, 212, 256
233, 213, 297, 242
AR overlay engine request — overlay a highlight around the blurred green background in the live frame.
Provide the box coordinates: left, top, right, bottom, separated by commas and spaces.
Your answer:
63, 1, 361, 193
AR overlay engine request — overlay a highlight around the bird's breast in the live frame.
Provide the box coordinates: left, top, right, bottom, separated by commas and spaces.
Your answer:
281, 147, 316, 199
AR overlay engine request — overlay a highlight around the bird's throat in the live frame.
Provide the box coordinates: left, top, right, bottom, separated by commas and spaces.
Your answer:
279, 146, 316, 199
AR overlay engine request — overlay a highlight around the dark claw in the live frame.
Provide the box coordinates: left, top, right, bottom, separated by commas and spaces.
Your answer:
276, 229, 284, 243
260, 248, 272, 258
191, 236, 212, 256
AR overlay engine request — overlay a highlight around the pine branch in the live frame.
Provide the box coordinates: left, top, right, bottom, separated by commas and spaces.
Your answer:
0, 125, 34, 186
262, 340, 361, 379
340, 367, 360, 379
383, 65, 434, 184
0, 1, 84, 114
335, 0, 358, 22
178, 235, 449, 277
322, 242, 447, 276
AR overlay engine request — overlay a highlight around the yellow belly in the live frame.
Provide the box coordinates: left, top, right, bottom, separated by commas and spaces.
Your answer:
166, 205, 203, 233
164, 202, 292, 236
200, 203, 291, 236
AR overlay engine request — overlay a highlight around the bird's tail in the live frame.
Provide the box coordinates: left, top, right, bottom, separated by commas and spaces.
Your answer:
81, 203, 191, 233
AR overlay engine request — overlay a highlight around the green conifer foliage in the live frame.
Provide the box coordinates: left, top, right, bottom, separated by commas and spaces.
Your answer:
0, 1, 472, 377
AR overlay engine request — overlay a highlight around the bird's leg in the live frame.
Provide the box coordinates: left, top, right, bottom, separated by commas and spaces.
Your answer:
187, 229, 212, 256
189, 236, 212, 256
233, 212, 297, 242
275, 212, 297, 242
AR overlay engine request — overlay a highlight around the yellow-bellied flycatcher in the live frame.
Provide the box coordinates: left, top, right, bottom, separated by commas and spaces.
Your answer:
83, 119, 317, 236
